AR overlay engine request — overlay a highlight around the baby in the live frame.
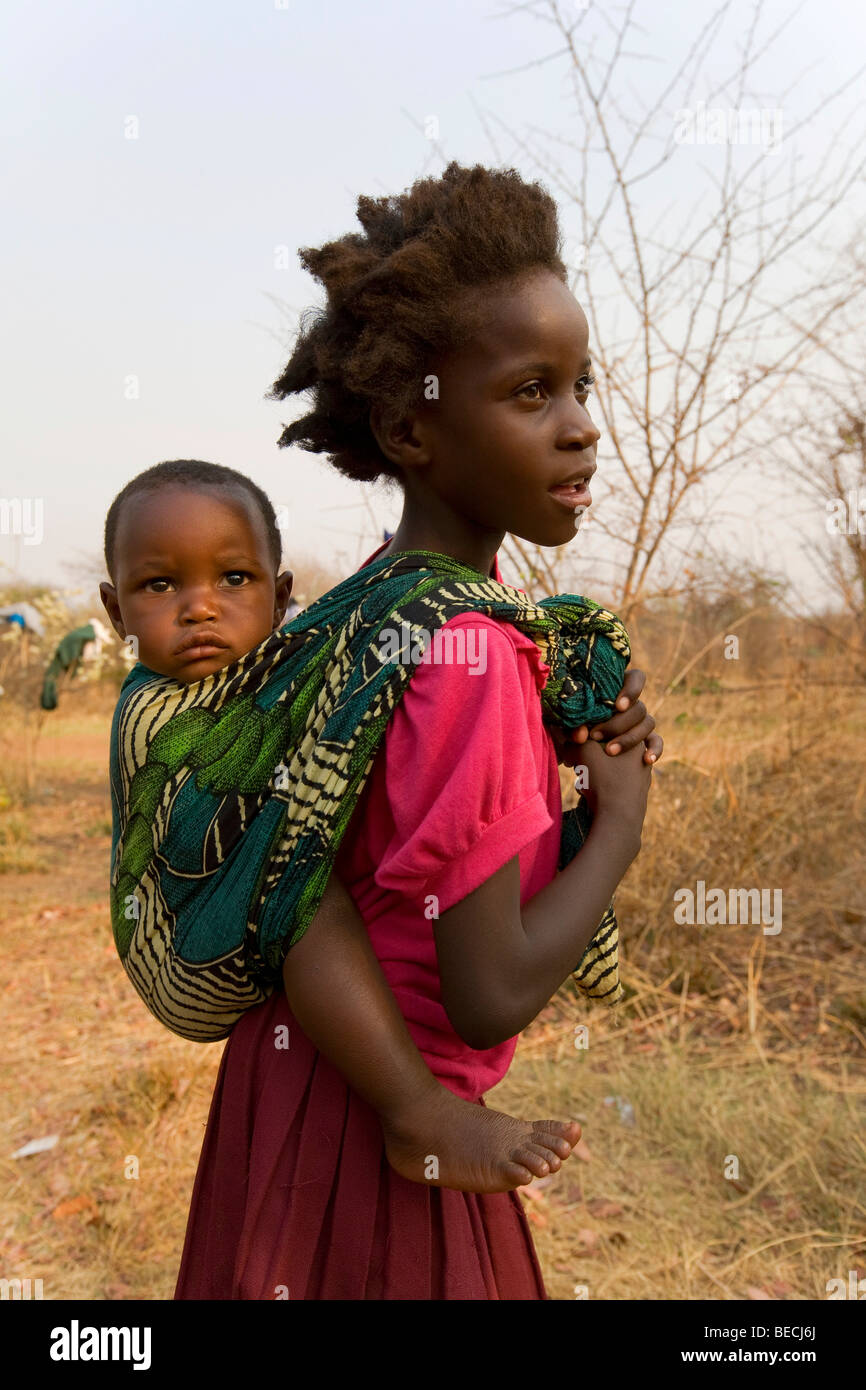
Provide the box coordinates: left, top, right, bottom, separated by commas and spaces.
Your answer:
99, 458, 582, 1192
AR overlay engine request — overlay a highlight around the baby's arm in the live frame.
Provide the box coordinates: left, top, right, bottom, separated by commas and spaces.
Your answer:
281, 872, 581, 1192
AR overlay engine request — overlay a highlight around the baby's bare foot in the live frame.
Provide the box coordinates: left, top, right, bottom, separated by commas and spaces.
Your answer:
381, 1085, 581, 1193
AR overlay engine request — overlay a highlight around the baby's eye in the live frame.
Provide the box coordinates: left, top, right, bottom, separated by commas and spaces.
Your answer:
576, 373, 596, 400
143, 578, 173, 593
223, 571, 251, 587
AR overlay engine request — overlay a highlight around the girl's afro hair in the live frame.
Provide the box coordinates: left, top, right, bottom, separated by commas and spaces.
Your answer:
267, 161, 567, 482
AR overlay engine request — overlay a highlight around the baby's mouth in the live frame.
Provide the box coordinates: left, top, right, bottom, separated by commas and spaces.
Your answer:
176, 642, 231, 665
174, 631, 229, 658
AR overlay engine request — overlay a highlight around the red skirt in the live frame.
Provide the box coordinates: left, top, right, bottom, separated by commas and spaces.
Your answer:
174, 988, 547, 1300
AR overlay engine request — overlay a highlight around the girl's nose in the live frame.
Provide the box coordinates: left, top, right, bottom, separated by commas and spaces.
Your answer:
560, 400, 601, 451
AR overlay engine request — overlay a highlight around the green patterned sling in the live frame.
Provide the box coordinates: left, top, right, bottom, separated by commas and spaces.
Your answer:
109, 550, 631, 1041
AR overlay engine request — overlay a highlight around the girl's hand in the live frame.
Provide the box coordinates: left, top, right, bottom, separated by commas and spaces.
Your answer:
573, 738, 652, 834
564, 667, 662, 765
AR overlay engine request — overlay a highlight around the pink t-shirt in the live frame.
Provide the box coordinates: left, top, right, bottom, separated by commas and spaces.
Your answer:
335, 546, 563, 1101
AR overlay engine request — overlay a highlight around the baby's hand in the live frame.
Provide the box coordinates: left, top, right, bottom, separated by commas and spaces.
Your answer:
560, 667, 662, 766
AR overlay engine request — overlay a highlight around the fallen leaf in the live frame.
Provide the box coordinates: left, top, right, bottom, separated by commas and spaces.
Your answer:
747, 1286, 772, 1300
526, 1208, 548, 1229
586, 1198, 624, 1219
51, 1194, 98, 1222
557, 1179, 585, 1205
12, 1133, 59, 1159
576, 1228, 600, 1251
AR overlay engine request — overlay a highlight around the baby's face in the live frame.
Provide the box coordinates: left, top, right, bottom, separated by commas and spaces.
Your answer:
99, 484, 293, 681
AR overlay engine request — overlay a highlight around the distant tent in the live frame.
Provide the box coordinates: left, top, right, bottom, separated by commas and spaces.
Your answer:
0, 602, 45, 636
80, 616, 112, 657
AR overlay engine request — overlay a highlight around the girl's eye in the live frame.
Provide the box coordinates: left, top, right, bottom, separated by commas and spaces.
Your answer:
144, 578, 173, 593
223, 572, 250, 587
516, 375, 596, 402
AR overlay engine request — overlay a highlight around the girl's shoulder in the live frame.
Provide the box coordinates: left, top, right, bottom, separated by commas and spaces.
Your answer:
381, 612, 552, 776
368, 611, 558, 897
431, 611, 550, 695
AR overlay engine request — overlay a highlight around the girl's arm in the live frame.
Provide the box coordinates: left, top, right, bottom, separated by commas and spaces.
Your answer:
433, 739, 651, 1049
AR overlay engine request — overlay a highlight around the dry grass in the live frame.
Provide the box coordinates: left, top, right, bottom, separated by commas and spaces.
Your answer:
1, 645, 864, 1300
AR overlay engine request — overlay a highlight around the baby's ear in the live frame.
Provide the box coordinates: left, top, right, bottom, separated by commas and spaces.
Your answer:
98, 581, 126, 639
274, 569, 294, 626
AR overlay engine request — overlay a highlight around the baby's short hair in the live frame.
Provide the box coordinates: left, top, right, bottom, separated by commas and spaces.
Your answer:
104, 459, 282, 582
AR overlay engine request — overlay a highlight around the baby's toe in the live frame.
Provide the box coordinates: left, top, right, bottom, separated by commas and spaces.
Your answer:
531, 1123, 576, 1157
503, 1160, 535, 1187
511, 1146, 551, 1178
514, 1145, 556, 1178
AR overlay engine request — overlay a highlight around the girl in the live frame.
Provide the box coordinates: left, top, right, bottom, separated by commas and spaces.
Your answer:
174, 162, 660, 1300
100, 458, 592, 1192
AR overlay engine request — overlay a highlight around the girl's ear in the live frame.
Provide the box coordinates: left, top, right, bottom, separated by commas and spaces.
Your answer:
369, 403, 431, 471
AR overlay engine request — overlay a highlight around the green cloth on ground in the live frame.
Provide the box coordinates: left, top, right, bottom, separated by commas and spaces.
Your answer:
41, 624, 96, 710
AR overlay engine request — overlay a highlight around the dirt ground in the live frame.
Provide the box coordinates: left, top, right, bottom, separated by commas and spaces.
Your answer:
2, 679, 865, 1300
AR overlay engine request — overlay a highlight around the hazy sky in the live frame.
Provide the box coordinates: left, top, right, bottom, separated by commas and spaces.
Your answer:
2, 0, 864, 610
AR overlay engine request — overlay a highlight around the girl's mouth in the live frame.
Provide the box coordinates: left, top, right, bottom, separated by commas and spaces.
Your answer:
548, 482, 592, 511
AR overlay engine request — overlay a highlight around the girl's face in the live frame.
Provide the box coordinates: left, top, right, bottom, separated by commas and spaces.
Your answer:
397, 268, 600, 551
99, 485, 292, 681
